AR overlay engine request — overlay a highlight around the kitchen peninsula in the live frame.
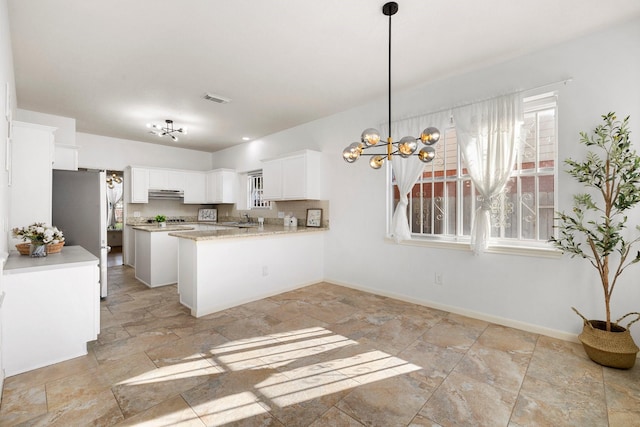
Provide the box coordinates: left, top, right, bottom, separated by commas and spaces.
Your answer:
170, 225, 327, 317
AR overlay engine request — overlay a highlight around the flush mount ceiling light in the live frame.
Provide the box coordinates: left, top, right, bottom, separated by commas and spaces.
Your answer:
342, 2, 440, 169
146, 119, 187, 142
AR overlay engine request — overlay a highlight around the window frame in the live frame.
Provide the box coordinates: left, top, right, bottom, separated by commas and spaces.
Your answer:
247, 170, 271, 210
387, 92, 561, 257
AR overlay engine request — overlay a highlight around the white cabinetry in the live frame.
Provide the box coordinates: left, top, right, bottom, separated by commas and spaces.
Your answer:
125, 167, 149, 203
183, 171, 207, 204
149, 169, 185, 190
206, 169, 237, 203
124, 166, 239, 204
262, 150, 324, 200
2, 246, 100, 376
10, 121, 55, 233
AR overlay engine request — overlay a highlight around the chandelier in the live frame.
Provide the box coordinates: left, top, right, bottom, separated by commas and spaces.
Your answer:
342, 2, 440, 169
146, 119, 187, 142
106, 172, 122, 189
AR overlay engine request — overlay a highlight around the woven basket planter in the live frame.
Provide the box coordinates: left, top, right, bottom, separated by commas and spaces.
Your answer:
574, 308, 640, 369
15, 241, 65, 255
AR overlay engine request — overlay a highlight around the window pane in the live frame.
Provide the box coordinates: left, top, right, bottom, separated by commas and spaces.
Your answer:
519, 176, 537, 240
538, 174, 555, 241
461, 179, 474, 236
538, 109, 556, 169
445, 181, 457, 235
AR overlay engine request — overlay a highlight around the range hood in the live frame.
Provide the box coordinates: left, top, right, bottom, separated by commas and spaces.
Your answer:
148, 189, 184, 200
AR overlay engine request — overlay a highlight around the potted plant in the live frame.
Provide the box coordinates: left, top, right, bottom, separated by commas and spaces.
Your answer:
12, 222, 65, 257
550, 112, 640, 368
155, 214, 167, 228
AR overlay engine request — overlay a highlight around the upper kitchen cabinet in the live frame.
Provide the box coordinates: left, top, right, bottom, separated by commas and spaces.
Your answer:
183, 171, 207, 204
262, 150, 324, 201
148, 169, 185, 190
124, 167, 149, 203
206, 169, 237, 204
10, 121, 56, 231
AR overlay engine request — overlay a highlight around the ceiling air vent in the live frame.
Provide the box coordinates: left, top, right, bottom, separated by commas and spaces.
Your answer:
203, 93, 231, 104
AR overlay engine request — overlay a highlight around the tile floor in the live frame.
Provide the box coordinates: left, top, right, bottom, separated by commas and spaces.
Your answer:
1, 264, 639, 426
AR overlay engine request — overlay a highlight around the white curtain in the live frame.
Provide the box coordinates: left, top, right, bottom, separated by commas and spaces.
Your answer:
382, 111, 450, 242
106, 181, 123, 229
454, 93, 522, 255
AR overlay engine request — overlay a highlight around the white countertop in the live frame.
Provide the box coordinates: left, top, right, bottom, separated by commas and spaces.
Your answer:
169, 224, 328, 241
3, 245, 99, 274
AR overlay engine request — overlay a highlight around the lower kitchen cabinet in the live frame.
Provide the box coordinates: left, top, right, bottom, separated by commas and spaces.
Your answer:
2, 246, 100, 376
134, 229, 180, 287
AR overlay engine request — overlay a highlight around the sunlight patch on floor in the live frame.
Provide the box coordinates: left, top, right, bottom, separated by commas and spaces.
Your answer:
192, 391, 269, 425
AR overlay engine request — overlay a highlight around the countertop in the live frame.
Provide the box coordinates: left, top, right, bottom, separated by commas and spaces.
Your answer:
3, 245, 99, 274
169, 224, 328, 241
132, 225, 196, 232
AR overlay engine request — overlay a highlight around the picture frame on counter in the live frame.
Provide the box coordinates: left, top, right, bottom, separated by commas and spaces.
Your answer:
197, 208, 217, 222
306, 208, 322, 228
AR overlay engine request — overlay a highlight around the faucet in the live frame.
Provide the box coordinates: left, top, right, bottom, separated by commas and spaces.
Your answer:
242, 213, 250, 223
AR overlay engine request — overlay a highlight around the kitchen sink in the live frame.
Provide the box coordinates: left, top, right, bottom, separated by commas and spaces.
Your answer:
219, 221, 259, 228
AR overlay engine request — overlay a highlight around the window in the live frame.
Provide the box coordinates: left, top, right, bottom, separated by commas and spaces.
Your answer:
247, 171, 271, 209
391, 92, 557, 249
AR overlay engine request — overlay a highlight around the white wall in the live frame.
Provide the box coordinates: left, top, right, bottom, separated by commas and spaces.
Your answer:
0, 0, 14, 398
76, 132, 213, 172
0, 0, 15, 257
212, 19, 640, 344
16, 109, 76, 146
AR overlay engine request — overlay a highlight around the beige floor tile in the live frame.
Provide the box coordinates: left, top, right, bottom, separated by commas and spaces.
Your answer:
0, 383, 47, 425
420, 315, 488, 352
476, 323, 538, 353
510, 375, 608, 427
420, 371, 518, 426
453, 343, 531, 393
308, 406, 364, 426
337, 374, 434, 427
2, 353, 98, 392
214, 314, 283, 341
181, 370, 281, 426
115, 394, 206, 426
28, 388, 124, 426
113, 357, 221, 418
93, 328, 181, 363
398, 338, 466, 389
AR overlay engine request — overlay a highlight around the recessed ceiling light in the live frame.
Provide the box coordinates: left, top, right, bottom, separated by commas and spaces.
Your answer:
242, 137, 251, 141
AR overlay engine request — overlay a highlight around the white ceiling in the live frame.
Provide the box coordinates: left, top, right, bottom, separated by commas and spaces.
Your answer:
8, 0, 640, 152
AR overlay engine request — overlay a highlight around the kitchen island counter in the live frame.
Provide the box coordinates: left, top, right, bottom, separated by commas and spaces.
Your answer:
172, 225, 327, 317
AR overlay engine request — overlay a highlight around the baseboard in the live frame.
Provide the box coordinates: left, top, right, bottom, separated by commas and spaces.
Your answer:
323, 278, 580, 344
0, 368, 4, 405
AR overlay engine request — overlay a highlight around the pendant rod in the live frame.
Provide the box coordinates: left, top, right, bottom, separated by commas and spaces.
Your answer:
387, 7, 392, 142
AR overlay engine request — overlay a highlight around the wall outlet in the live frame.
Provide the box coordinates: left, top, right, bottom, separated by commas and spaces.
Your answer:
434, 272, 444, 286
277, 211, 285, 219
133, 211, 141, 218
262, 266, 268, 276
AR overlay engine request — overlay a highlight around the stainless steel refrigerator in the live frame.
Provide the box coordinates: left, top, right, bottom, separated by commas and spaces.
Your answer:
52, 169, 108, 297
